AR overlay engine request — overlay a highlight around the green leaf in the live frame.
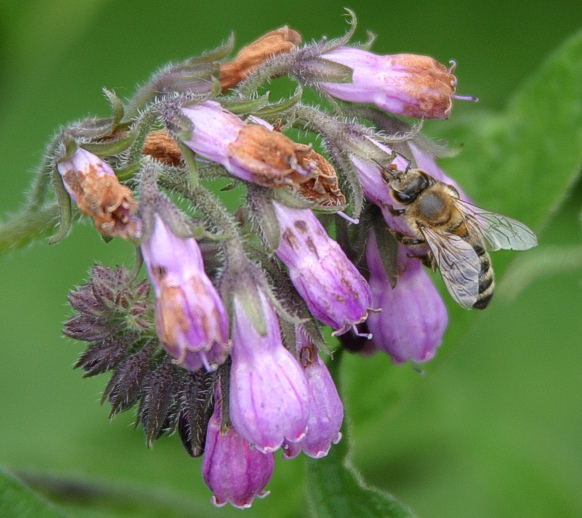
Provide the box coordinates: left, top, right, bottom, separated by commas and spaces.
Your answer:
0, 469, 67, 518
305, 355, 416, 518
421, 26, 582, 344
435, 27, 582, 234
304, 432, 416, 518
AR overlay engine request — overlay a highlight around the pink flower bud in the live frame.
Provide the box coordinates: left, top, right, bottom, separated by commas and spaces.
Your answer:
319, 47, 458, 119
365, 231, 447, 363
179, 100, 314, 187
283, 327, 343, 459
229, 289, 309, 453
273, 201, 372, 335
141, 215, 230, 371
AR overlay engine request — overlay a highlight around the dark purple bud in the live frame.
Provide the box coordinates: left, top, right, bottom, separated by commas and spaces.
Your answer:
365, 232, 448, 363
202, 397, 274, 509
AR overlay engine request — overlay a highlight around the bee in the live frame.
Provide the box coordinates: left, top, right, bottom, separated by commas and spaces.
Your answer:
378, 163, 537, 309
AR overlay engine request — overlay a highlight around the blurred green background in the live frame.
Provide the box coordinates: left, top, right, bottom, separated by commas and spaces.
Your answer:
1, 1, 581, 517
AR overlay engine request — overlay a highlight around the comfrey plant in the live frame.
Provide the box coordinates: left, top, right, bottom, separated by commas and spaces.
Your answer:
2, 10, 538, 511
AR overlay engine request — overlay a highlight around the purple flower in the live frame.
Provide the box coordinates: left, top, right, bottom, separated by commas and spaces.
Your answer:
229, 289, 309, 453
179, 100, 314, 187
202, 396, 274, 509
318, 47, 458, 119
284, 327, 343, 459
272, 201, 372, 335
141, 215, 230, 372
57, 147, 137, 238
365, 231, 448, 363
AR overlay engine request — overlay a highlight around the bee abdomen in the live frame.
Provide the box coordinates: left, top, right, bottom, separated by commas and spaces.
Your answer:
472, 247, 494, 310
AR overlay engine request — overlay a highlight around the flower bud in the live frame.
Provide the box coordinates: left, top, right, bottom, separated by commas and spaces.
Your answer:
141, 215, 230, 372
365, 231, 448, 363
179, 100, 315, 187
272, 201, 371, 334
202, 397, 274, 509
283, 327, 343, 459
57, 147, 136, 238
229, 289, 309, 453
319, 47, 457, 119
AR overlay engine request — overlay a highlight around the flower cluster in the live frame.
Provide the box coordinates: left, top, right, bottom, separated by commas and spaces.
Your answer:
49, 10, 536, 509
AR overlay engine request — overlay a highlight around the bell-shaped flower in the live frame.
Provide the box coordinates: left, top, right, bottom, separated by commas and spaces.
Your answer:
202, 395, 274, 509
141, 215, 230, 372
57, 147, 136, 238
365, 231, 448, 363
318, 47, 458, 119
272, 201, 372, 335
283, 327, 343, 459
229, 289, 309, 453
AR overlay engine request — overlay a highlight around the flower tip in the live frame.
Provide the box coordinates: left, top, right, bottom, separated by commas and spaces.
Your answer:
210, 496, 228, 508
288, 428, 308, 444
254, 440, 284, 455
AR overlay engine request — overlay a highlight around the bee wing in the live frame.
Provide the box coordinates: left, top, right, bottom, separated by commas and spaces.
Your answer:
420, 225, 481, 310
456, 200, 538, 251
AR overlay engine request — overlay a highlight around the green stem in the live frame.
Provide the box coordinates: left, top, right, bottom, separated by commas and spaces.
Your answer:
0, 203, 62, 254
158, 173, 246, 262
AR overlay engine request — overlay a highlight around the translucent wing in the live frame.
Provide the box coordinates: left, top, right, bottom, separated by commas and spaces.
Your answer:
420, 225, 481, 310
455, 200, 538, 251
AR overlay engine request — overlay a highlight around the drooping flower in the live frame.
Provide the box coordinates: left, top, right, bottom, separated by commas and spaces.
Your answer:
177, 100, 316, 187
141, 214, 230, 372
202, 394, 274, 509
56, 147, 136, 238
365, 230, 448, 364
228, 288, 309, 453
272, 200, 372, 335
283, 326, 343, 459
318, 47, 458, 119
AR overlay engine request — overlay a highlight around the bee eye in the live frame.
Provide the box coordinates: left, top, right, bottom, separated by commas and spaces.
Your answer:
392, 174, 428, 203
394, 190, 414, 203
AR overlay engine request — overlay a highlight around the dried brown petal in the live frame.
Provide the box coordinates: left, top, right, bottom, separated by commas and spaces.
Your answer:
220, 27, 302, 91
295, 146, 346, 207
228, 124, 316, 188
61, 168, 137, 238
143, 129, 184, 167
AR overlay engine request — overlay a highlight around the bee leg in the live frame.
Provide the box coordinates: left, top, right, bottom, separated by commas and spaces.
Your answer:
382, 203, 407, 217
420, 252, 437, 271
392, 230, 425, 246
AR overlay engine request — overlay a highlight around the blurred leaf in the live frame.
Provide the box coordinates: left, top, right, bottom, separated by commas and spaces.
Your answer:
434, 27, 582, 233
422, 26, 582, 347
16, 470, 232, 518
498, 243, 582, 300
305, 355, 416, 518
0, 469, 67, 518
305, 424, 415, 518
